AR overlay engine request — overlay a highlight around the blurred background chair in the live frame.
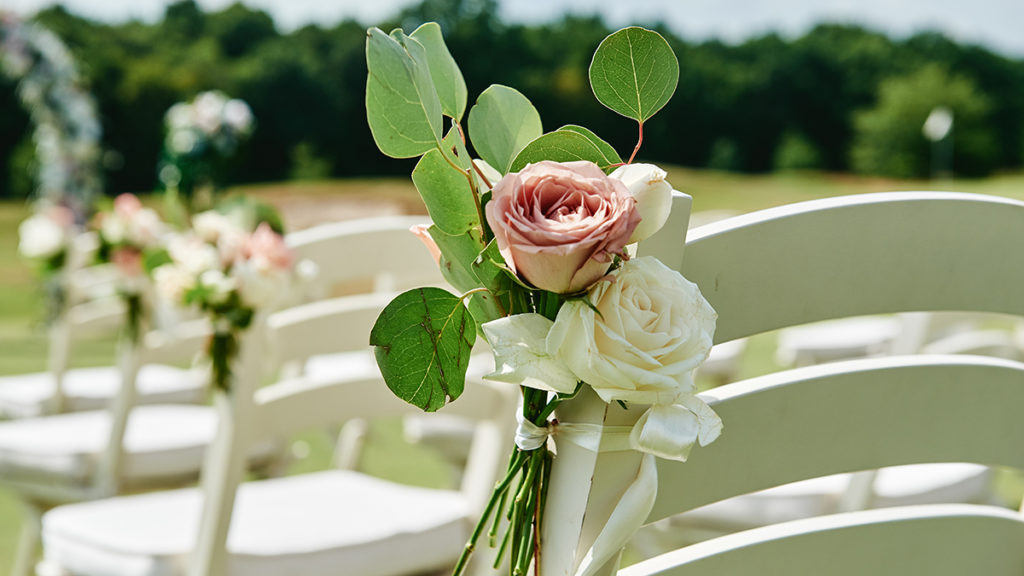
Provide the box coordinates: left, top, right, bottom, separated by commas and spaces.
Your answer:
37, 292, 517, 576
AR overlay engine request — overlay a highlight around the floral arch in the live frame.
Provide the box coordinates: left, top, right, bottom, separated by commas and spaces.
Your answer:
1, 12, 101, 222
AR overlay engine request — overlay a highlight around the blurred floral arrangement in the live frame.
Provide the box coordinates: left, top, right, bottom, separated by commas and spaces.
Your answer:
158, 90, 255, 214
153, 201, 292, 390
91, 193, 170, 341
365, 23, 718, 575
1, 12, 102, 221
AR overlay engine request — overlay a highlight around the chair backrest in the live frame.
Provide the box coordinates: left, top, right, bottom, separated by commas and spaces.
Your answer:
540, 191, 1024, 576
187, 292, 516, 576
285, 215, 445, 300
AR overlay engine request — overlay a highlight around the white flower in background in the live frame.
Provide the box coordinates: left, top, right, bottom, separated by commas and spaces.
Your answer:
609, 163, 674, 244
165, 102, 194, 131
170, 129, 198, 155
547, 256, 716, 405
193, 91, 227, 135
18, 206, 72, 260
199, 268, 235, 305
223, 99, 253, 134
167, 233, 220, 276
152, 263, 193, 304
99, 211, 127, 245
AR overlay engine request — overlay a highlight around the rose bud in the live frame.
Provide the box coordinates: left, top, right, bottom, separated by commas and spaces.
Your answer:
609, 163, 673, 243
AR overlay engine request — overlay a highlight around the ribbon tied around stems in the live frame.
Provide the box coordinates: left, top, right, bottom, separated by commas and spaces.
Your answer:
512, 395, 722, 576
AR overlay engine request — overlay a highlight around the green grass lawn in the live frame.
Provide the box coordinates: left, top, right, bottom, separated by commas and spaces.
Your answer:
1, 170, 1024, 571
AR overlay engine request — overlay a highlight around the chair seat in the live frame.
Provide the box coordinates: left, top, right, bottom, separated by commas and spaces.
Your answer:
675, 463, 992, 531
0, 405, 275, 491
41, 469, 471, 576
0, 365, 207, 419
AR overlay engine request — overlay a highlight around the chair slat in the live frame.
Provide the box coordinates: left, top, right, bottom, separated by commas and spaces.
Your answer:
680, 192, 1024, 343
266, 293, 391, 364
650, 355, 1024, 522
286, 216, 443, 288
623, 504, 1024, 576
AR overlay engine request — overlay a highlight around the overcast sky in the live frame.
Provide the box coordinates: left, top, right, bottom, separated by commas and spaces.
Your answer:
8, 0, 1024, 58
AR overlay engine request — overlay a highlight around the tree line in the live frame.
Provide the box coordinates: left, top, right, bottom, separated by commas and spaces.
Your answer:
2, 0, 1023, 197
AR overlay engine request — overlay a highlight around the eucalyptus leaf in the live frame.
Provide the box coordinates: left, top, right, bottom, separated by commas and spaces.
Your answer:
430, 224, 486, 293
468, 85, 543, 174
365, 27, 443, 158
509, 130, 612, 173
370, 288, 476, 412
589, 27, 679, 123
412, 149, 479, 235
557, 125, 622, 166
410, 22, 467, 120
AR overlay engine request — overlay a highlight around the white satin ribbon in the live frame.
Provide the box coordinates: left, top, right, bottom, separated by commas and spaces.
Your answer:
540, 398, 722, 576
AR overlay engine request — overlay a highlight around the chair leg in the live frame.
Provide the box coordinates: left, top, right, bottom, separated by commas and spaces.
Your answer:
11, 502, 42, 576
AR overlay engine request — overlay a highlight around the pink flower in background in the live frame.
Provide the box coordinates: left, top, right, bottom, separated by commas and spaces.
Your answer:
245, 223, 293, 271
113, 193, 143, 216
485, 160, 640, 294
111, 247, 143, 277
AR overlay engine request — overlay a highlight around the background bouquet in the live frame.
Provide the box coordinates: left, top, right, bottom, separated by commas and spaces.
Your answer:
153, 203, 292, 390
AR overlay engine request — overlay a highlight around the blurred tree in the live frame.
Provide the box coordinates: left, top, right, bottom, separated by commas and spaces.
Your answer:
207, 3, 278, 58
850, 65, 998, 178
774, 131, 824, 171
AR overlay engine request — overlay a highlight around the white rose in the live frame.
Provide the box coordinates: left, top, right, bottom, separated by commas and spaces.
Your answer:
126, 208, 165, 247
194, 91, 227, 135
609, 163, 673, 244
165, 102, 194, 131
167, 234, 220, 276
100, 214, 127, 245
153, 264, 194, 305
192, 211, 233, 243
233, 261, 289, 308
199, 268, 236, 305
19, 212, 67, 259
547, 256, 716, 405
222, 99, 253, 134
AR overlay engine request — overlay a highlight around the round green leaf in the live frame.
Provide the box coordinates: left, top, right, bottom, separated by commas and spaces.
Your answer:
365, 27, 443, 158
557, 125, 622, 166
468, 84, 543, 174
410, 22, 467, 121
509, 130, 611, 173
589, 27, 679, 123
370, 288, 476, 412
412, 149, 479, 235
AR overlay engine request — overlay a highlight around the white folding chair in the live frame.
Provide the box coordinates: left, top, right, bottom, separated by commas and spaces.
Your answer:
0, 233, 206, 419
1, 313, 285, 576
285, 215, 444, 303
37, 293, 516, 576
539, 191, 1024, 575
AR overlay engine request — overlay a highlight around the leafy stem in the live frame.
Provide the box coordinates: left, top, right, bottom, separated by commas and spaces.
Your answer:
627, 120, 644, 164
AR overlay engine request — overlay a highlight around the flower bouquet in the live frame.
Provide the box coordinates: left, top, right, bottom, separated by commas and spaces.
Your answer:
365, 23, 721, 575
152, 204, 293, 390
92, 193, 170, 341
18, 202, 77, 321
158, 90, 255, 216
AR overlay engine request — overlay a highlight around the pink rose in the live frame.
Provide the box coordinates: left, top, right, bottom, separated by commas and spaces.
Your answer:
113, 193, 143, 216
111, 247, 143, 277
245, 223, 293, 271
485, 160, 640, 294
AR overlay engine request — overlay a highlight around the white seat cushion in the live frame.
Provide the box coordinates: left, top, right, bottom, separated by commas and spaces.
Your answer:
676, 463, 991, 531
0, 365, 207, 419
0, 405, 219, 486
42, 469, 470, 576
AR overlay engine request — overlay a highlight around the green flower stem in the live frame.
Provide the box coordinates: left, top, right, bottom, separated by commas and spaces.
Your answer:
451, 450, 529, 576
